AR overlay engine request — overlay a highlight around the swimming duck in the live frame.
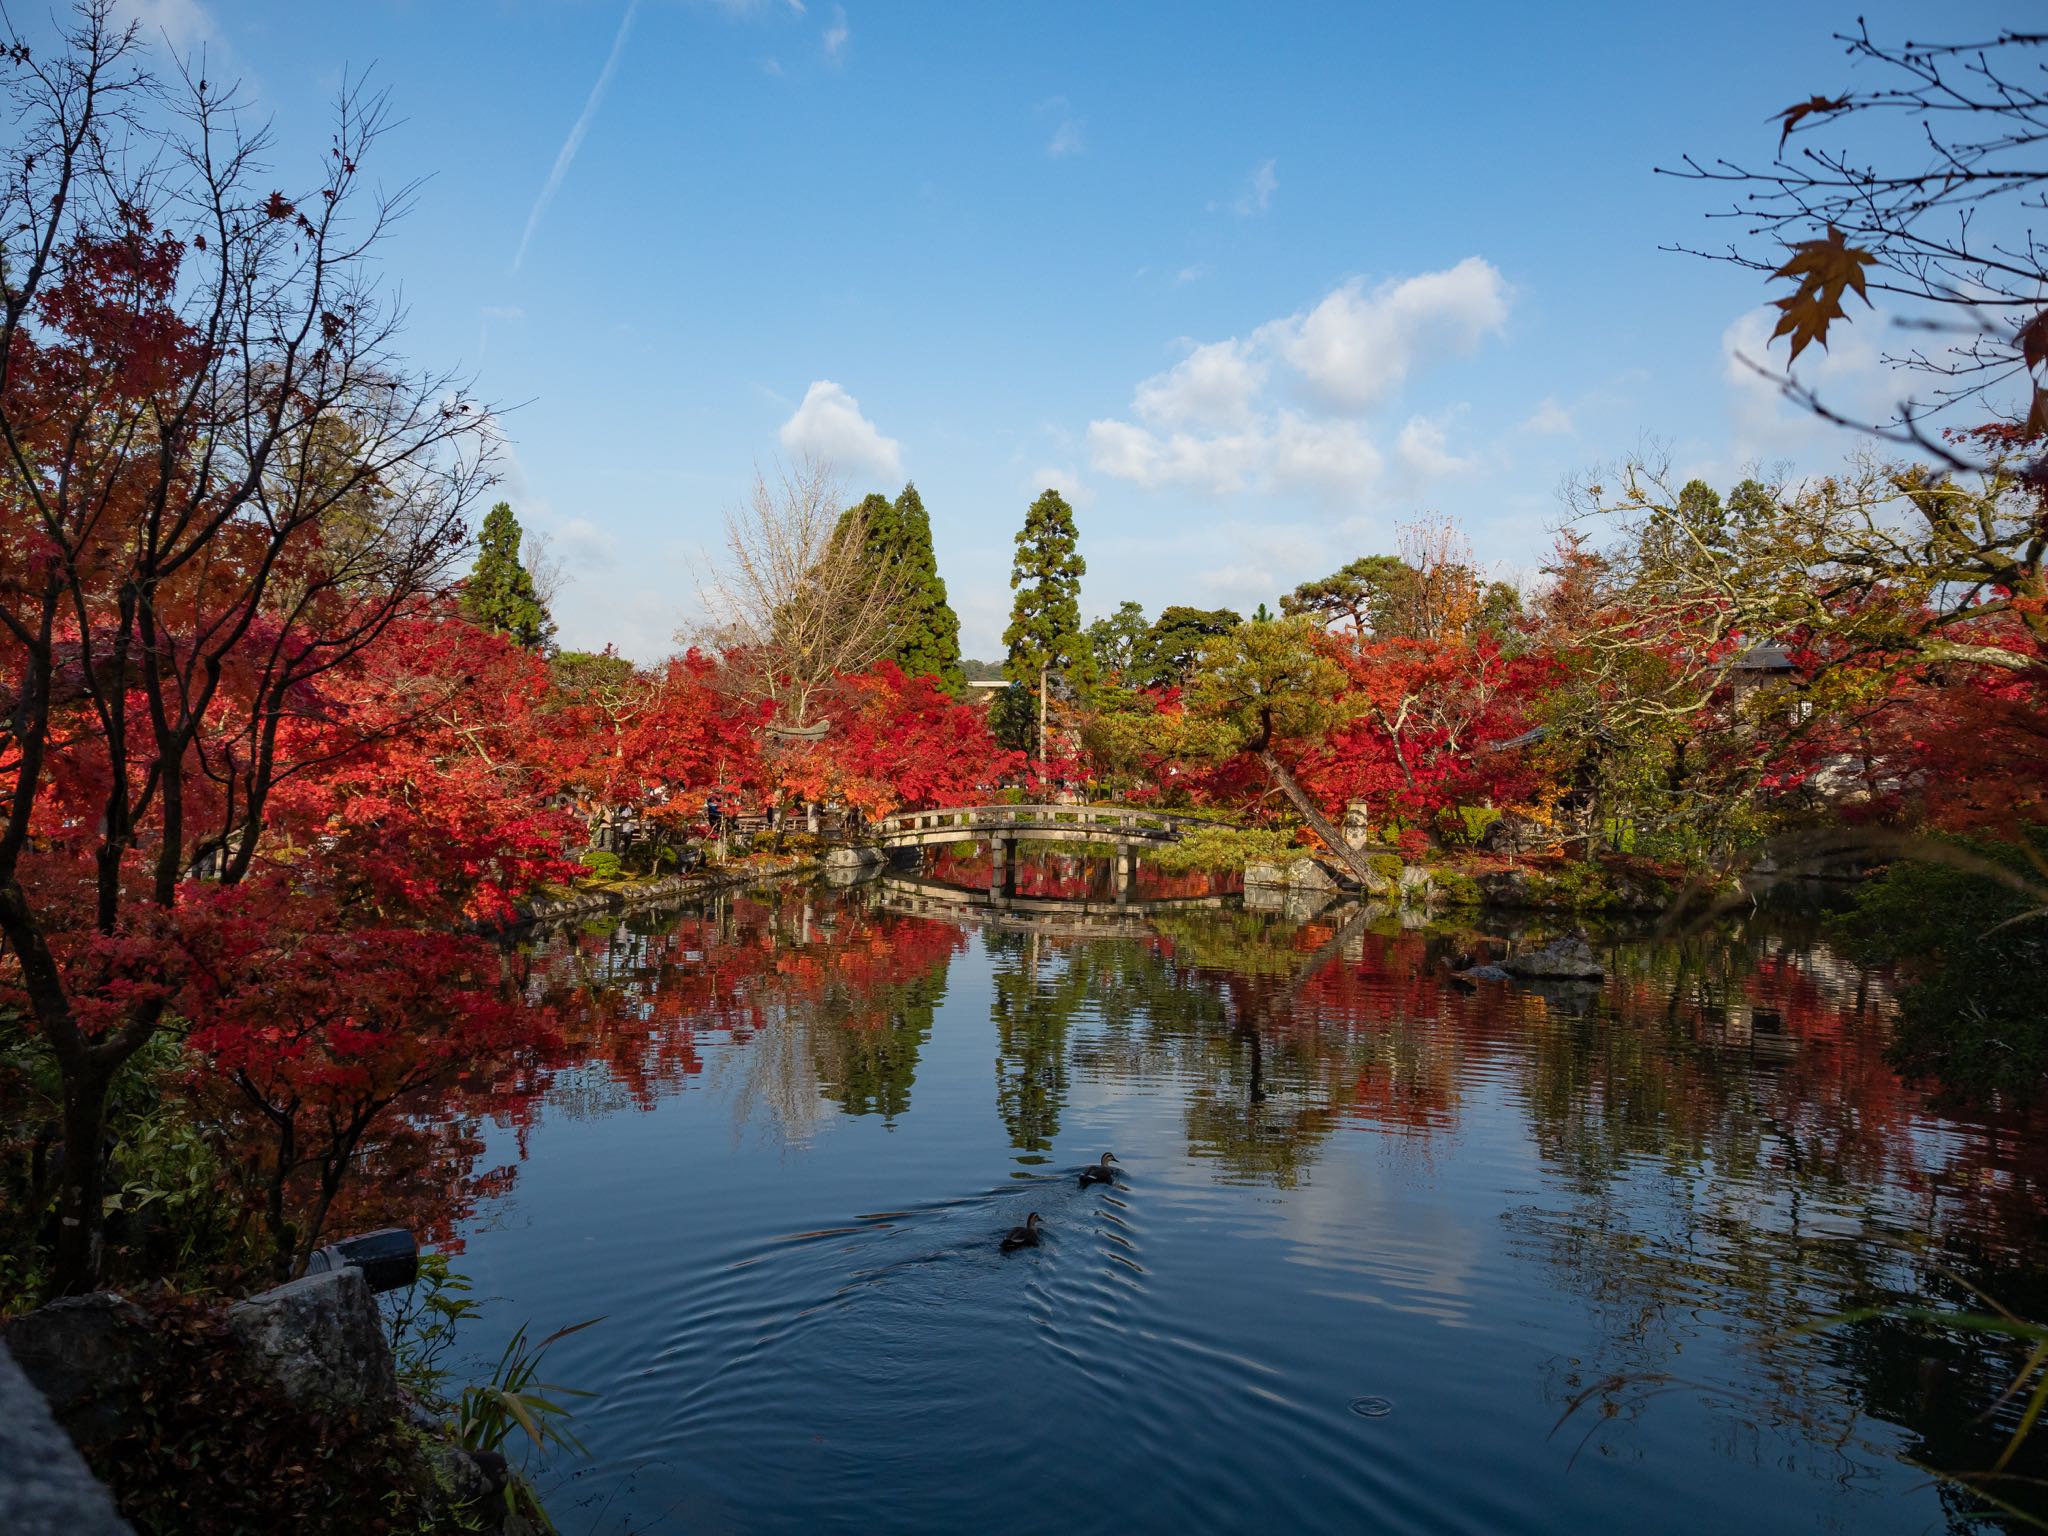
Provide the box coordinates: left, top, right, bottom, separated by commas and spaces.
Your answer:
1000, 1212, 1043, 1251
1078, 1152, 1119, 1187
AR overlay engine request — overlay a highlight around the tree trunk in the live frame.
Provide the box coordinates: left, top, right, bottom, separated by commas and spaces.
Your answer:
1037, 667, 1049, 764
1257, 748, 1391, 895
268, 1123, 297, 1282
53, 1067, 108, 1293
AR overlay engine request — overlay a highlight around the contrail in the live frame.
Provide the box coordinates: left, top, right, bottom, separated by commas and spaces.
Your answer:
512, 0, 641, 274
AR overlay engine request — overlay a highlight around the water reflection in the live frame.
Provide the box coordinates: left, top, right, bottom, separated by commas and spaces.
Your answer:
428, 880, 2048, 1534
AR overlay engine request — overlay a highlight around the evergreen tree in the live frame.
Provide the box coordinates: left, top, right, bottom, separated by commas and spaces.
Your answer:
1085, 600, 1150, 684
1139, 605, 1242, 688
889, 483, 965, 692
1282, 554, 1415, 637
1726, 477, 1777, 535
836, 484, 965, 693
461, 502, 554, 649
1002, 489, 1086, 761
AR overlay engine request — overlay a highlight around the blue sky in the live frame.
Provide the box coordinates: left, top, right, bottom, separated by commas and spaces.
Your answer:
93, 0, 2026, 658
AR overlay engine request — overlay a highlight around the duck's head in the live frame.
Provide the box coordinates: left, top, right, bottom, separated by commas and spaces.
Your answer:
1100, 1152, 1119, 1166
1026, 1212, 1042, 1230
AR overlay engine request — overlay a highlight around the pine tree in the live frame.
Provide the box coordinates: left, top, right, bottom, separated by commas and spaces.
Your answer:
461, 502, 554, 649
1003, 488, 1086, 761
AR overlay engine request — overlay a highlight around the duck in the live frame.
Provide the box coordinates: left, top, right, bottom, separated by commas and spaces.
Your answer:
1000, 1212, 1043, 1252
1078, 1152, 1120, 1187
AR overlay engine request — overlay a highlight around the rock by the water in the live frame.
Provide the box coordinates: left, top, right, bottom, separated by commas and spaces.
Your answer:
226, 1269, 397, 1419
1243, 861, 1287, 889
1455, 963, 1513, 982
823, 845, 884, 868
1503, 935, 1604, 980
1284, 857, 1340, 892
1480, 813, 1562, 856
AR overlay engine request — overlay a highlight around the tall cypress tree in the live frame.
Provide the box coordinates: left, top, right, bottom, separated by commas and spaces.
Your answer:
836, 484, 965, 693
461, 502, 554, 649
1003, 488, 1086, 762
890, 483, 964, 693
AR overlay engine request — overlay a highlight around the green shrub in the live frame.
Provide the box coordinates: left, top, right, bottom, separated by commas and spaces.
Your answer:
1150, 822, 1303, 873
1438, 805, 1501, 846
1523, 863, 1620, 912
1369, 853, 1404, 882
1431, 869, 1483, 906
578, 849, 623, 882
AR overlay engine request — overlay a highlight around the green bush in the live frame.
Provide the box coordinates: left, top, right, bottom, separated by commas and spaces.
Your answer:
1438, 805, 1501, 846
1369, 853, 1404, 882
578, 849, 623, 882
1150, 822, 1303, 873
1431, 869, 1483, 907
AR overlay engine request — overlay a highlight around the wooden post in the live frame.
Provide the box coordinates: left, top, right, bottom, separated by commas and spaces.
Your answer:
1114, 841, 1133, 905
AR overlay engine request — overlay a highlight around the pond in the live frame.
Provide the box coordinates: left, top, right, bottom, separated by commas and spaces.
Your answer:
432, 852, 2048, 1535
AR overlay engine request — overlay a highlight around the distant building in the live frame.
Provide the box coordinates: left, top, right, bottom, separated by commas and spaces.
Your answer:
1731, 639, 1796, 700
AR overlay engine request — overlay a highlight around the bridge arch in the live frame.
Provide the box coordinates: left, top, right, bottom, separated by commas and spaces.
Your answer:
870, 803, 1206, 906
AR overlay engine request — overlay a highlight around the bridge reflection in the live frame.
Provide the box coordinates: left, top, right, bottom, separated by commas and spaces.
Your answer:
877, 871, 1233, 936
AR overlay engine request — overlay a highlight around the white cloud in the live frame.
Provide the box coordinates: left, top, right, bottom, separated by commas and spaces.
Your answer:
1269, 412, 1384, 493
113, 0, 216, 50
1133, 339, 1266, 431
822, 5, 848, 60
1085, 418, 1266, 494
1520, 397, 1574, 436
779, 380, 903, 478
1258, 256, 1509, 411
1395, 415, 1471, 478
1232, 158, 1278, 217
1190, 520, 1333, 612
1722, 305, 1891, 470
1086, 259, 1510, 505
555, 515, 620, 569
763, 56, 784, 75
513, 0, 641, 273
1028, 466, 1095, 508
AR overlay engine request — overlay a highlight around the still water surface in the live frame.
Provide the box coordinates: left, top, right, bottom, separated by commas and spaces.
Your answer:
438, 857, 2048, 1534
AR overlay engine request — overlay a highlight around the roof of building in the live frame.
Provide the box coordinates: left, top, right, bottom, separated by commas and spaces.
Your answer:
1734, 640, 1796, 672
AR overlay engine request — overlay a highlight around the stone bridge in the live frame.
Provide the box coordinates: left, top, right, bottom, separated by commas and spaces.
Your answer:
869, 803, 1208, 903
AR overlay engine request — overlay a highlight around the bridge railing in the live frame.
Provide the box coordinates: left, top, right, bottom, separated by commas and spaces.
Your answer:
871, 803, 1210, 841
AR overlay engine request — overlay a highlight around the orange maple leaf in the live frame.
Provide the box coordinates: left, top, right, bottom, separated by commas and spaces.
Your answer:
1768, 225, 1876, 363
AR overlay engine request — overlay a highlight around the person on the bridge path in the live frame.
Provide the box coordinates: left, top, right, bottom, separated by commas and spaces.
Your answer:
705, 794, 722, 834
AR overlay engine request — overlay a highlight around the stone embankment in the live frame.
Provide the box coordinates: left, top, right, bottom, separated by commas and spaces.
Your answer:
514, 853, 821, 927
